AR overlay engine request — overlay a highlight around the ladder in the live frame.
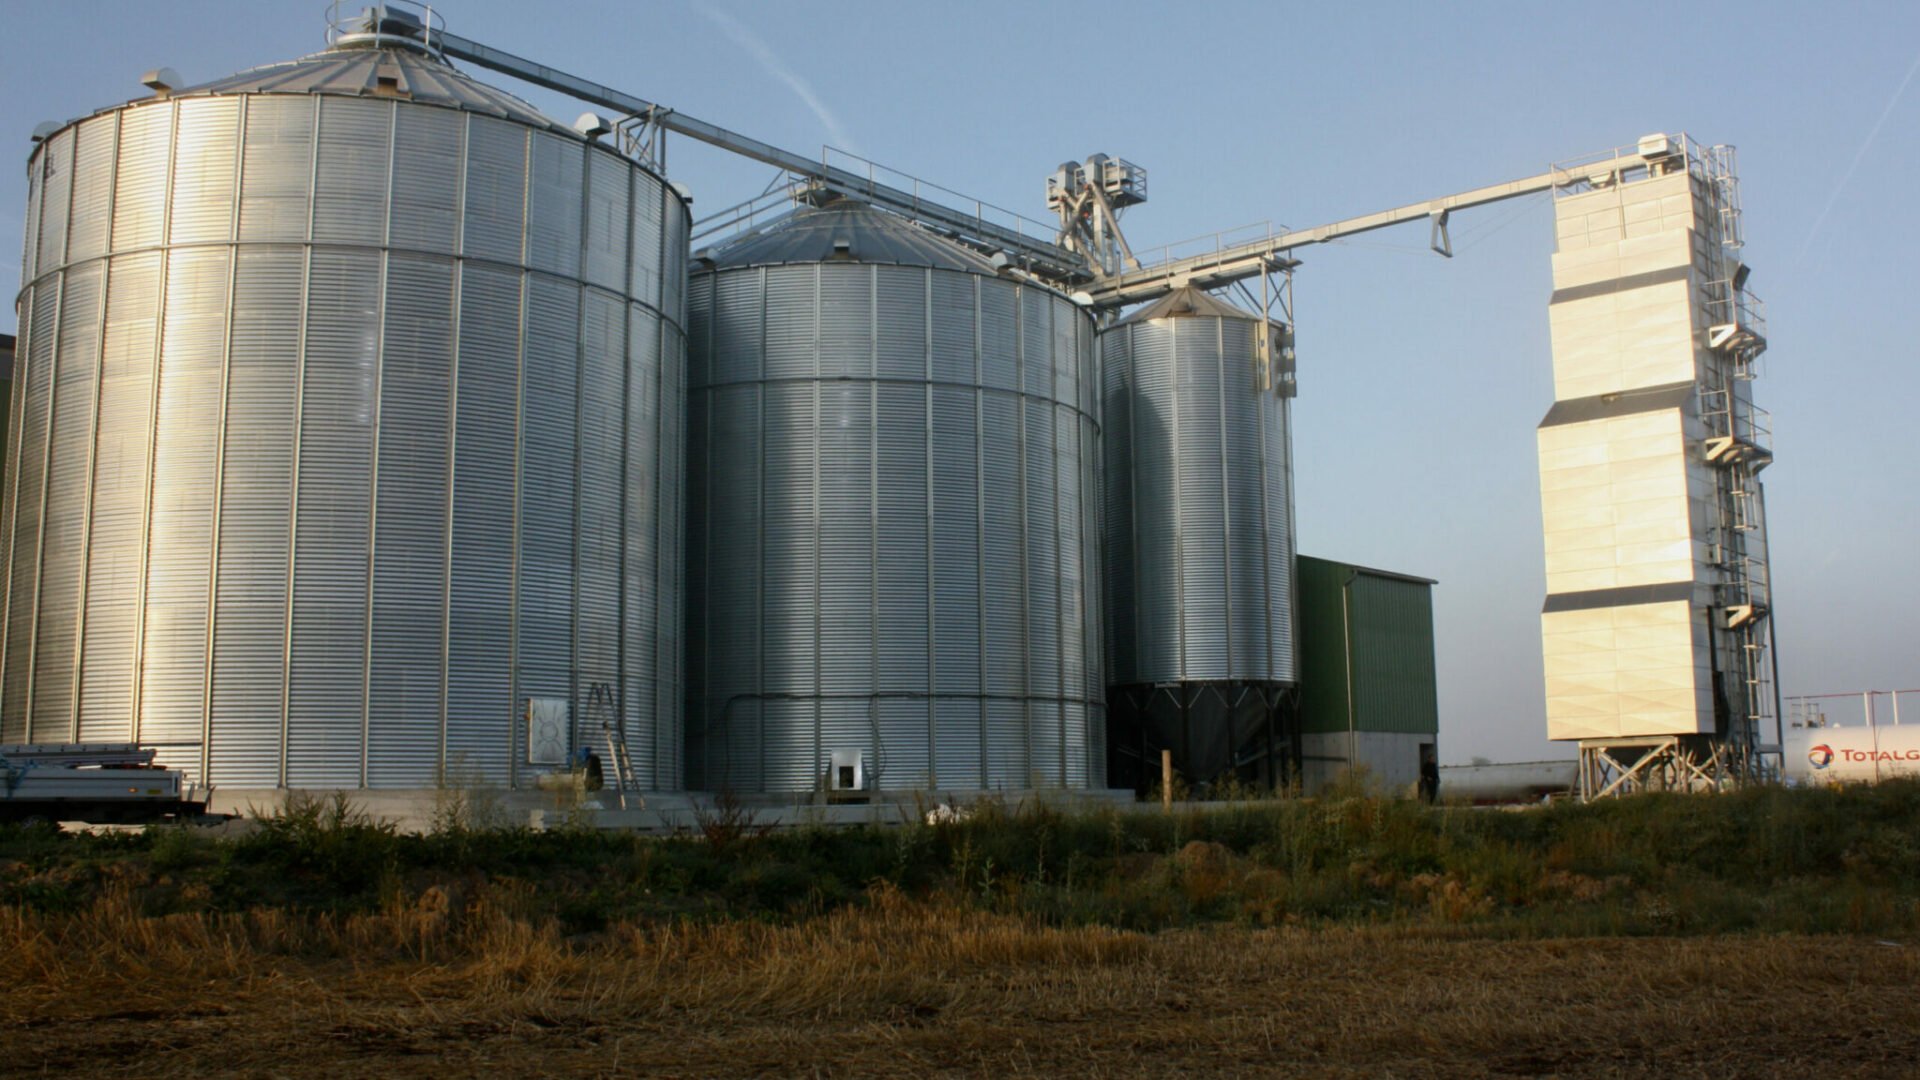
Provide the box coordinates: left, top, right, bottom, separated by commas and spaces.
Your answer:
586, 681, 642, 809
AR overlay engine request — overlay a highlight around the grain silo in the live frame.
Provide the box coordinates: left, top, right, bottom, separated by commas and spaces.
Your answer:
685, 199, 1103, 795
1100, 287, 1296, 790
1, 6, 688, 794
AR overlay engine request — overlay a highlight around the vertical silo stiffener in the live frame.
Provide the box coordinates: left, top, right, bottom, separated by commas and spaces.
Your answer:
685, 200, 1105, 795
1, 11, 688, 792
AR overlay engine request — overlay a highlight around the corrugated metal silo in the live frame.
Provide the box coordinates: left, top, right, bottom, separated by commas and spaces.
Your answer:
1100, 287, 1296, 789
685, 200, 1104, 794
1, 11, 688, 792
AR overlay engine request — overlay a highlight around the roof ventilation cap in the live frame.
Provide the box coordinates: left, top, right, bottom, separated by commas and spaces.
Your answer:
574, 112, 612, 139
141, 67, 184, 96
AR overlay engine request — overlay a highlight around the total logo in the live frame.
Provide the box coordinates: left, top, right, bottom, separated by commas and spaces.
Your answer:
1808, 744, 1834, 770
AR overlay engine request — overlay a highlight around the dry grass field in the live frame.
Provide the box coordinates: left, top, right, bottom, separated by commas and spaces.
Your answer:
5, 782, 1919, 1075
5, 889, 1919, 1077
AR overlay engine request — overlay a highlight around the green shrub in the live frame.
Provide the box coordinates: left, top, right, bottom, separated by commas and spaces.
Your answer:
231, 791, 402, 900
6, 779, 1920, 938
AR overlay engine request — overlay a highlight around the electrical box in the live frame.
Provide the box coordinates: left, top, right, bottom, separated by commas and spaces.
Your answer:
829, 749, 865, 792
1637, 132, 1678, 159
526, 697, 570, 765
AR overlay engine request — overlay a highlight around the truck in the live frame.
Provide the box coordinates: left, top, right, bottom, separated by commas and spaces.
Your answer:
0, 743, 217, 826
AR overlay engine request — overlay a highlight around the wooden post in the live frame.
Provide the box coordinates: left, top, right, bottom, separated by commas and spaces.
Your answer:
1161, 749, 1173, 811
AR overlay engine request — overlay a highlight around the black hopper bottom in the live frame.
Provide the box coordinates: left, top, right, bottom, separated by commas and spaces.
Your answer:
1106, 682, 1299, 796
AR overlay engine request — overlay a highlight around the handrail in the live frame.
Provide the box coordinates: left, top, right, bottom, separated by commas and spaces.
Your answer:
820, 147, 1058, 256
325, 0, 446, 56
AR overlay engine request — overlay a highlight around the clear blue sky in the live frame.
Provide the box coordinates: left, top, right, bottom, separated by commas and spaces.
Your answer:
2, 1, 1914, 764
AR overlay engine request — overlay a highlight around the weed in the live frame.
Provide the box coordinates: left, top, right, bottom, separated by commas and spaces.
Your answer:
4, 780, 1920, 938
691, 789, 771, 853
431, 756, 513, 837
145, 825, 211, 874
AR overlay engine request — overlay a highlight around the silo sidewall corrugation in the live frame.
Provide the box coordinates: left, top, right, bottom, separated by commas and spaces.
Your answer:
1099, 313, 1296, 687
686, 258, 1104, 794
2, 86, 687, 792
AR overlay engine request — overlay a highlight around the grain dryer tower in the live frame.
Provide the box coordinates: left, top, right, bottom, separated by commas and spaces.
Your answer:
1100, 287, 1297, 791
1537, 135, 1777, 796
685, 200, 1105, 796
2, 4, 689, 794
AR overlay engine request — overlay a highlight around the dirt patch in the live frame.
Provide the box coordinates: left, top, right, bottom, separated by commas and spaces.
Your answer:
2, 903, 1915, 1077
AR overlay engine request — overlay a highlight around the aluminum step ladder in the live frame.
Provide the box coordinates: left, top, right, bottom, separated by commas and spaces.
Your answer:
587, 682, 642, 809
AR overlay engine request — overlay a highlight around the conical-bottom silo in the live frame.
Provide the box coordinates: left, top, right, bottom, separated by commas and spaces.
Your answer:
1100, 287, 1297, 791
1, 7, 688, 800
685, 200, 1104, 796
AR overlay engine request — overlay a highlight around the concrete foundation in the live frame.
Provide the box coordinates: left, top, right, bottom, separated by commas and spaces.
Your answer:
1299, 731, 1431, 795
206, 786, 1137, 834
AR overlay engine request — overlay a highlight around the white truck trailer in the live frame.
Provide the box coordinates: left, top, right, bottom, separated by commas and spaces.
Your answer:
0, 744, 214, 826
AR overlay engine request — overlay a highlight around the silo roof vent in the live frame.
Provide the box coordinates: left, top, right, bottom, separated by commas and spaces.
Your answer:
141, 67, 184, 97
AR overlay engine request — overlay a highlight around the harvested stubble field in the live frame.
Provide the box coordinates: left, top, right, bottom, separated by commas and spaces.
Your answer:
5, 781, 1920, 1076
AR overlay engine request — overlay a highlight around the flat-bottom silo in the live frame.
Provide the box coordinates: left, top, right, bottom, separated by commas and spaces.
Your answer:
1100, 288, 1297, 791
1, 10, 688, 798
685, 200, 1104, 796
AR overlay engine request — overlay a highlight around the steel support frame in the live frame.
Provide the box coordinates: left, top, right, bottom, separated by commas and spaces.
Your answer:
1576, 735, 1761, 800
1106, 681, 1299, 794
1052, 181, 1139, 279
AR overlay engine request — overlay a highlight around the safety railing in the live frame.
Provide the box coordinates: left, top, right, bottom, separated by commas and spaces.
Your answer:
1788, 690, 1919, 730
1698, 387, 1773, 453
817, 147, 1059, 255
325, 0, 446, 55
1549, 132, 1713, 198
1129, 221, 1290, 278
691, 176, 812, 247
1702, 279, 1768, 344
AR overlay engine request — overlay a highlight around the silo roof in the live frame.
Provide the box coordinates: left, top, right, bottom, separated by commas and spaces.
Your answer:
698, 200, 1004, 274
1113, 285, 1259, 325
150, 45, 568, 133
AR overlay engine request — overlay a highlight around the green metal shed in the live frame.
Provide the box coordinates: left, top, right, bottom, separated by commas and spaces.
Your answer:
1297, 555, 1439, 791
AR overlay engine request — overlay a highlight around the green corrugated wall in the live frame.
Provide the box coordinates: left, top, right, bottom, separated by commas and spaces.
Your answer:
1297, 555, 1439, 736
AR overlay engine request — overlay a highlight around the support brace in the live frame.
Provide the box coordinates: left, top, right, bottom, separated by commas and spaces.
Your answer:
1429, 209, 1452, 258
